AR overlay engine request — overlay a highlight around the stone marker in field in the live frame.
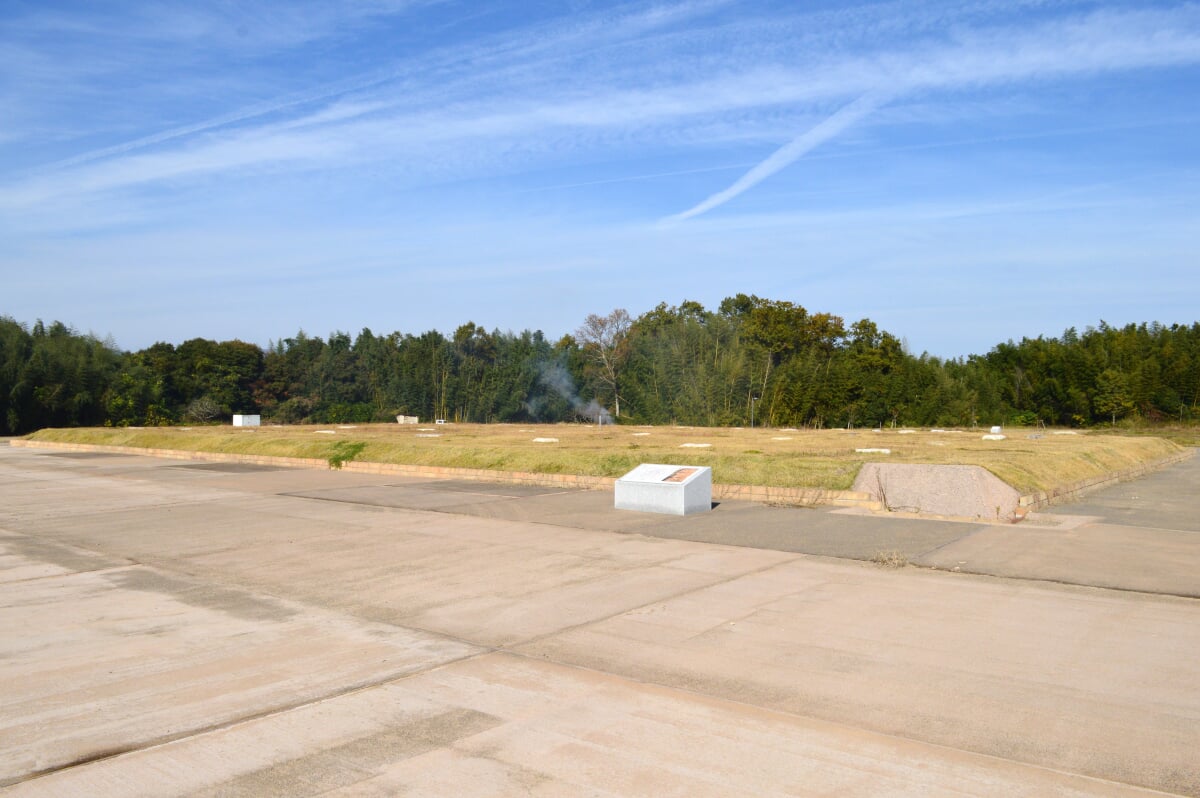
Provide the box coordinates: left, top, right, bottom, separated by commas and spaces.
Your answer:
615, 463, 712, 515
232, 414, 260, 427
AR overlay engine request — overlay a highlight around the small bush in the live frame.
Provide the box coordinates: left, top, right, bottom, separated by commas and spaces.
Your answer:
327, 441, 367, 469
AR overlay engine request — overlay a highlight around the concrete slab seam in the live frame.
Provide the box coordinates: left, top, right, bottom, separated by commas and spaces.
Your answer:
495, 650, 1187, 798
5, 643, 497, 790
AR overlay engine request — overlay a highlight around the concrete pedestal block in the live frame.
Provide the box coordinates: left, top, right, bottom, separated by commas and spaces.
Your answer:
615, 463, 712, 515
232, 414, 260, 427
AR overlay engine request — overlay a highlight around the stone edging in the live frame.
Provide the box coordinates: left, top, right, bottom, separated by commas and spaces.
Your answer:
8, 439, 879, 509
1017, 447, 1196, 509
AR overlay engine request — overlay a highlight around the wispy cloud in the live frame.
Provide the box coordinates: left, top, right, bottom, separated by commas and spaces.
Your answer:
14, 0, 728, 173
658, 4, 1200, 219
3, 0, 1195, 358
3, 3, 1200, 221
9, 1, 433, 52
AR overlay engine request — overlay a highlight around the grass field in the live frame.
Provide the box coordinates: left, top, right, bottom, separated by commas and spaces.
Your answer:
1104, 422, 1200, 448
25, 422, 1187, 495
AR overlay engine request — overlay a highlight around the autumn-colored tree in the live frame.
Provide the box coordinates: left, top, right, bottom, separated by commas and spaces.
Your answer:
576, 308, 632, 417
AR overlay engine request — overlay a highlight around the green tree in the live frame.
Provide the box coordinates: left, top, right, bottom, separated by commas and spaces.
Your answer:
1093, 368, 1134, 425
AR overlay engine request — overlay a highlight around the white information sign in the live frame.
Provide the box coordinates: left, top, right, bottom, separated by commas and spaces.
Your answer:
615, 463, 712, 515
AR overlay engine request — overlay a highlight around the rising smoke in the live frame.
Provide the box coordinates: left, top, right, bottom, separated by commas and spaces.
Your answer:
525, 360, 613, 424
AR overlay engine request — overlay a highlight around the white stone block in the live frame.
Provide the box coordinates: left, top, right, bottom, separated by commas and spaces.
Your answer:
232, 414, 260, 427
615, 464, 712, 516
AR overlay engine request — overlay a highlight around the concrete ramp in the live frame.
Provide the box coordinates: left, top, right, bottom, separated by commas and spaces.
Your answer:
853, 463, 1019, 521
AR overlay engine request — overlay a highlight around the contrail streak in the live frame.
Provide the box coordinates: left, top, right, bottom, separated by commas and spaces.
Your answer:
664, 92, 887, 222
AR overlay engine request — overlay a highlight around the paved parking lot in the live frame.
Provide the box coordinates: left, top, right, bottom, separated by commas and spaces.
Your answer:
2, 444, 1198, 795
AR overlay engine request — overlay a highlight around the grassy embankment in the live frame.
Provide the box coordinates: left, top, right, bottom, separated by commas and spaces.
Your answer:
1096, 421, 1200, 448
25, 423, 1186, 495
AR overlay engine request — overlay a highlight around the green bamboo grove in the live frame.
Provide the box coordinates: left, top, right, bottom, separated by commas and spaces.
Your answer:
3, 296, 1199, 435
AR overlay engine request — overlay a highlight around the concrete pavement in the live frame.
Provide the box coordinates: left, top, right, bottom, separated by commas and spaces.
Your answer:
2, 444, 1198, 795
914, 454, 1200, 596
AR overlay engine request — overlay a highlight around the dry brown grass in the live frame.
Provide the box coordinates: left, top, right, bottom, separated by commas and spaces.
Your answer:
26, 423, 1184, 494
871, 550, 909, 568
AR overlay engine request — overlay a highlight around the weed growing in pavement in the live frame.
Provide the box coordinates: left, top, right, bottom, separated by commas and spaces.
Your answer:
871, 550, 908, 568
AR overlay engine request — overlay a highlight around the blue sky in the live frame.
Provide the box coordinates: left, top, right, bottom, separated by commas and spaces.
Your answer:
2, 0, 1198, 357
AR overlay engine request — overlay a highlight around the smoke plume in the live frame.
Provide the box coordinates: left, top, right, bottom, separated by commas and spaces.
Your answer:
526, 361, 613, 423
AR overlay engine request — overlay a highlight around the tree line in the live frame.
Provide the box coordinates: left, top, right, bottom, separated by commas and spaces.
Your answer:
3, 298, 1199, 436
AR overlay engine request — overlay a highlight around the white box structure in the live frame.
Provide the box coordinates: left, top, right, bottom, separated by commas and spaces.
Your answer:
615, 463, 712, 515
232, 414, 260, 427
396, 415, 420, 424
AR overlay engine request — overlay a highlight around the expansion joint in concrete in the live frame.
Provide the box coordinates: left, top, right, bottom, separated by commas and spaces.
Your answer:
505, 552, 807, 651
